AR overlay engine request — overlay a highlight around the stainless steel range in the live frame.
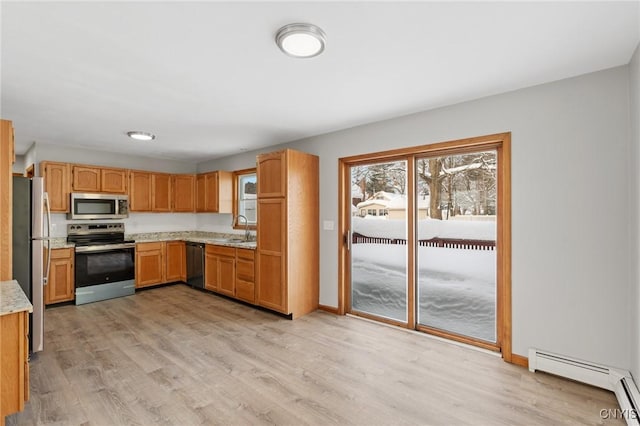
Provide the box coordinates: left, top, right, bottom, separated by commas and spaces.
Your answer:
68, 223, 135, 305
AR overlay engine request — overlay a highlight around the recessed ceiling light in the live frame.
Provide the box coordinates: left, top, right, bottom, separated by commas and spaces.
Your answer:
127, 131, 155, 141
276, 23, 326, 58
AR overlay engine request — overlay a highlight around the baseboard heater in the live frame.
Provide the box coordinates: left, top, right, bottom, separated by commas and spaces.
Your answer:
529, 348, 639, 425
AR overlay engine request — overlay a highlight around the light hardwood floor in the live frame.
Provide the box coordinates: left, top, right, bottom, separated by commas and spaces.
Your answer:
8, 284, 622, 425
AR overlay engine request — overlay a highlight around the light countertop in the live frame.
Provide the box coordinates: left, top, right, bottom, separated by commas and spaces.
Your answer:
51, 231, 257, 250
1, 280, 33, 316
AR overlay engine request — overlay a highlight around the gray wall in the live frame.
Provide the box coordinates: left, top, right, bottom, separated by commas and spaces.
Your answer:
33, 142, 197, 175
630, 43, 640, 382
200, 66, 633, 370
12, 154, 25, 175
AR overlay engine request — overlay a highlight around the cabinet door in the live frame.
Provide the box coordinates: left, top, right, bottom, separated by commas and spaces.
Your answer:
204, 172, 219, 212
44, 248, 74, 305
257, 151, 286, 198
196, 174, 206, 212
72, 166, 101, 192
256, 198, 287, 313
173, 175, 195, 212
204, 250, 219, 292
152, 173, 172, 212
135, 243, 164, 288
101, 168, 127, 193
129, 171, 152, 211
40, 162, 70, 212
217, 256, 235, 297
236, 249, 255, 303
165, 241, 186, 282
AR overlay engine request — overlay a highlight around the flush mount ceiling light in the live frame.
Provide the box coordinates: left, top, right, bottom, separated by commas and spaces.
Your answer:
126, 131, 155, 141
275, 23, 326, 58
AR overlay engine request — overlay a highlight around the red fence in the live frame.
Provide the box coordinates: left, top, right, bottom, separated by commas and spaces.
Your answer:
352, 232, 495, 251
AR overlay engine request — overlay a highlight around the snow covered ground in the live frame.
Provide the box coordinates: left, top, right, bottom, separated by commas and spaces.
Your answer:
351, 240, 496, 342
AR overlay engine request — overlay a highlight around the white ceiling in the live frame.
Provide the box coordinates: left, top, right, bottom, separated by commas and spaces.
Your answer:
2, 1, 639, 162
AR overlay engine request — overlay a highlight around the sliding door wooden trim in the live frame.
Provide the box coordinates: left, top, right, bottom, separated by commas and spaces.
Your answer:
337, 159, 350, 315
498, 133, 512, 362
406, 156, 416, 330
350, 310, 411, 329
338, 132, 512, 363
416, 325, 501, 352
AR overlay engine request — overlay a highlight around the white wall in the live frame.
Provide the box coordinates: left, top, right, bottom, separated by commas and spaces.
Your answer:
630, 42, 640, 381
201, 66, 632, 370
33, 142, 197, 175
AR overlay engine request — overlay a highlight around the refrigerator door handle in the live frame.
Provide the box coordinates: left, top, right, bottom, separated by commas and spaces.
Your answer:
44, 192, 52, 285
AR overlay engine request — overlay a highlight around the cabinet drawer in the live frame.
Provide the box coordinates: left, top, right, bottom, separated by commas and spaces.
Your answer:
236, 248, 255, 261
206, 244, 235, 257
236, 279, 255, 303
136, 242, 164, 252
236, 258, 254, 282
51, 247, 73, 259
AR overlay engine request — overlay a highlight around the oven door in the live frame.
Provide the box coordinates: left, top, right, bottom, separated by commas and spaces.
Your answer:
75, 245, 135, 288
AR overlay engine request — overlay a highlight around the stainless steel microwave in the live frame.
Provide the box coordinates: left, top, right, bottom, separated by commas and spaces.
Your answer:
68, 193, 129, 220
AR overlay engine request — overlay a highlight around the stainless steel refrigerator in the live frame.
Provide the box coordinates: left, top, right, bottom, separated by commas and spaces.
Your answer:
12, 176, 51, 353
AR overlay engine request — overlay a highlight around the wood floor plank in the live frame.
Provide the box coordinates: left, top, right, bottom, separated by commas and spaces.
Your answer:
7, 285, 623, 425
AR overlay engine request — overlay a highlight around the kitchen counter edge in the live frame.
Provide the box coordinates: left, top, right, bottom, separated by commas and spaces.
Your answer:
1, 280, 33, 316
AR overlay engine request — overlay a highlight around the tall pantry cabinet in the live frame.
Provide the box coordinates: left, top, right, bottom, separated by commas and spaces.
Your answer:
256, 149, 319, 319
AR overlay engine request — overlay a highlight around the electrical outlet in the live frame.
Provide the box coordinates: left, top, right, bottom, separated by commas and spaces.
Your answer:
323, 220, 334, 231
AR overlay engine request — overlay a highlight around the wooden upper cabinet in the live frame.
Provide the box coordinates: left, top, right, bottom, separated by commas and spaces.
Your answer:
129, 171, 152, 212
72, 166, 100, 192
152, 173, 172, 212
204, 172, 218, 212
196, 174, 206, 212
39, 161, 70, 212
257, 150, 286, 198
100, 168, 127, 193
72, 165, 127, 194
203, 171, 233, 213
173, 175, 195, 212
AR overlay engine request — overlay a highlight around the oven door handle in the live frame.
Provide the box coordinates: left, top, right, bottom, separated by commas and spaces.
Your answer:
75, 243, 136, 253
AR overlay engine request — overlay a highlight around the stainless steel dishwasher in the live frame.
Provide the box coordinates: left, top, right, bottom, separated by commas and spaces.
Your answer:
186, 242, 205, 289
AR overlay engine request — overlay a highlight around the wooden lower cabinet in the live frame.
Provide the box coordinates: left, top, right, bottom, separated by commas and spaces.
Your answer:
136, 241, 186, 289
204, 245, 235, 295
44, 248, 75, 305
204, 245, 256, 303
165, 241, 186, 282
0, 310, 29, 422
235, 249, 256, 303
135, 242, 165, 288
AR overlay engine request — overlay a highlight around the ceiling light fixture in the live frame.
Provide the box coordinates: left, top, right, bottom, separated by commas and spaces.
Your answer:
275, 23, 326, 58
127, 131, 155, 141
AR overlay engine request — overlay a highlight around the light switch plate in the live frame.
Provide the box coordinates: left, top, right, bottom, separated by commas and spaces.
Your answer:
323, 220, 334, 231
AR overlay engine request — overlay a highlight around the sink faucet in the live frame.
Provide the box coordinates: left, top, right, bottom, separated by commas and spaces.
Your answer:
232, 214, 251, 242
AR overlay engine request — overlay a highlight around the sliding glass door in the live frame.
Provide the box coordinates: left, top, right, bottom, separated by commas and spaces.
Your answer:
415, 151, 497, 343
341, 134, 509, 354
349, 160, 408, 323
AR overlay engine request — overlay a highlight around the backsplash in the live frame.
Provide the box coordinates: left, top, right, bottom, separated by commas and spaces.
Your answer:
50, 213, 197, 237
50, 212, 251, 238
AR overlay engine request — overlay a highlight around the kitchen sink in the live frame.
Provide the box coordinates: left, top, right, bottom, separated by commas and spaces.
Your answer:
210, 238, 250, 243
